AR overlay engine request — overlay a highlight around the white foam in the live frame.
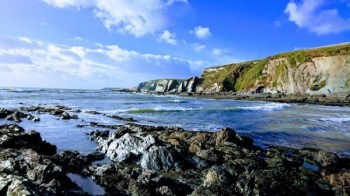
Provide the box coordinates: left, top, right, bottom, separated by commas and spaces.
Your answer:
320, 117, 350, 123
238, 103, 291, 111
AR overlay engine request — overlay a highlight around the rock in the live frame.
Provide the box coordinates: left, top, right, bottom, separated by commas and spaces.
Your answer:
27, 114, 40, 122
108, 115, 137, 122
85, 123, 350, 195
5, 111, 22, 122
52, 151, 90, 175
86, 152, 105, 162
0, 108, 12, 118
60, 112, 71, 120
0, 124, 87, 195
215, 127, 237, 146
85, 110, 101, 114
299, 148, 339, 167
0, 125, 56, 155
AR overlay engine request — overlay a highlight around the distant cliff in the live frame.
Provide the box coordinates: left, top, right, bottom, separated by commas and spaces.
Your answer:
137, 78, 202, 93
137, 43, 350, 95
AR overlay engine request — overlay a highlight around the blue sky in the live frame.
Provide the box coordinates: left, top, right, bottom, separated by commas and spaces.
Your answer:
0, 0, 349, 89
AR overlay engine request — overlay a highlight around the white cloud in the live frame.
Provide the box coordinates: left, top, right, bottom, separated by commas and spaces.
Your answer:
212, 48, 229, 56
73, 36, 83, 41
18, 37, 33, 44
158, 30, 177, 45
285, 0, 350, 35
42, 0, 187, 37
0, 37, 205, 88
190, 26, 212, 39
192, 43, 206, 52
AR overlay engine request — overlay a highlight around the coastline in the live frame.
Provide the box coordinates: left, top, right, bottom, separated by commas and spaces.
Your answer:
1, 120, 350, 195
171, 92, 350, 107
1, 100, 349, 195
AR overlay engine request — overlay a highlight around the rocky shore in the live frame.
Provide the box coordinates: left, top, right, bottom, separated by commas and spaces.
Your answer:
1, 119, 349, 195
181, 92, 350, 107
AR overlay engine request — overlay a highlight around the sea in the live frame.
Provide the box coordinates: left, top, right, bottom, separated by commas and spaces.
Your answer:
1, 87, 350, 157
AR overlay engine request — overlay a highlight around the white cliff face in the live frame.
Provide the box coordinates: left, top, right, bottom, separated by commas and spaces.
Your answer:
138, 77, 201, 93
261, 55, 350, 94
138, 79, 184, 93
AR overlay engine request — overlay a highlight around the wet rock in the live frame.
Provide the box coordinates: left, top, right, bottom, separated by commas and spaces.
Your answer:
88, 123, 350, 195
0, 108, 12, 118
299, 148, 339, 168
108, 115, 137, 122
52, 151, 90, 175
5, 111, 22, 122
214, 127, 237, 146
86, 152, 105, 162
0, 125, 56, 155
26, 114, 40, 122
85, 110, 101, 115
0, 124, 87, 195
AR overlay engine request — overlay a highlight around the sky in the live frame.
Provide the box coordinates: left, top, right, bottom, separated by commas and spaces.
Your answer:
0, 0, 350, 89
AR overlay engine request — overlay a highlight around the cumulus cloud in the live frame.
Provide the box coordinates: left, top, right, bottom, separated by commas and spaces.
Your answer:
285, 0, 350, 35
158, 30, 177, 45
42, 0, 187, 37
190, 26, 212, 39
0, 37, 205, 88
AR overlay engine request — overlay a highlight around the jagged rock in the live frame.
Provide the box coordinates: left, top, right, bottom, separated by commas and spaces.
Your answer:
299, 148, 339, 168
0, 124, 88, 195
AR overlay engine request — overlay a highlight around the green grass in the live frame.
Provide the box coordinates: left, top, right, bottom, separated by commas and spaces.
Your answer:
272, 62, 287, 87
274, 43, 350, 60
310, 80, 326, 91
234, 60, 268, 91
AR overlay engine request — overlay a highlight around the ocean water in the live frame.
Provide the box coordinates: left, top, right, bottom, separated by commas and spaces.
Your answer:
1, 88, 350, 157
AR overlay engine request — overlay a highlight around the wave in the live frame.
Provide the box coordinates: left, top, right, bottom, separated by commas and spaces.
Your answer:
319, 117, 350, 123
238, 103, 291, 111
127, 107, 200, 114
5, 87, 45, 93
166, 99, 188, 103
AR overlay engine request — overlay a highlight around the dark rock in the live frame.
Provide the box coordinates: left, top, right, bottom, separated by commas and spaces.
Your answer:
52, 151, 90, 175
108, 115, 137, 122
5, 111, 22, 122
85, 110, 101, 115
299, 148, 339, 168
214, 127, 237, 146
0, 124, 86, 195
86, 152, 105, 162
60, 112, 71, 120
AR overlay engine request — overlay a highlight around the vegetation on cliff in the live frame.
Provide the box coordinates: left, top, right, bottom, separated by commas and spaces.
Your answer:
201, 43, 350, 94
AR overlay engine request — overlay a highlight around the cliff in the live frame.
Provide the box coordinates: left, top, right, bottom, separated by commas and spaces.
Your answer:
137, 77, 202, 93
202, 43, 350, 94
138, 43, 350, 95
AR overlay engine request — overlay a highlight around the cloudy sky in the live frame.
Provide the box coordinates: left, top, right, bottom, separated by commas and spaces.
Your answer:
0, 0, 349, 89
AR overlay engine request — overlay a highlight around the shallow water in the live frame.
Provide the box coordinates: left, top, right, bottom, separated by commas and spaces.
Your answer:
1, 88, 350, 156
